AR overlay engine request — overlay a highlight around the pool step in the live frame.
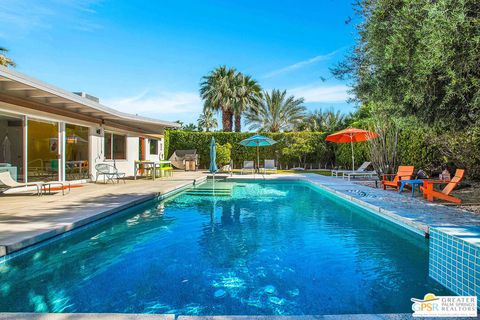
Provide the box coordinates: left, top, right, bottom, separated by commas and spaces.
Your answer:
185, 182, 234, 197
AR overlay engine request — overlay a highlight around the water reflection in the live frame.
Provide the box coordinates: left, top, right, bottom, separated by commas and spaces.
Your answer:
0, 181, 450, 315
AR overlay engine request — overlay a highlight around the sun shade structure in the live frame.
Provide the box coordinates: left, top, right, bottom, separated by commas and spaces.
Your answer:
240, 134, 277, 171
326, 128, 379, 171
209, 137, 218, 174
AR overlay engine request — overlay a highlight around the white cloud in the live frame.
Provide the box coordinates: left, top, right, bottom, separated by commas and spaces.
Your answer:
264, 50, 340, 78
103, 89, 203, 116
0, 0, 102, 38
289, 84, 351, 103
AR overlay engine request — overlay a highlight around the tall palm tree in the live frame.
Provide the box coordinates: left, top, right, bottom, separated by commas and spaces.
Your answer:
232, 74, 261, 132
200, 66, 237, 132
0, 47, 16, 68
298, 108, 345, 132
197, 108, 218, 132
246, 89, 306, 132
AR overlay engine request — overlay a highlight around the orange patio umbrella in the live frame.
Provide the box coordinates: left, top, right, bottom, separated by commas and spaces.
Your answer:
325, 128, 379, 171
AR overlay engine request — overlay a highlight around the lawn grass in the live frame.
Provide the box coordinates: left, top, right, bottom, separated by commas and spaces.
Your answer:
276, 169, 331, 176
228, 169, 331, 176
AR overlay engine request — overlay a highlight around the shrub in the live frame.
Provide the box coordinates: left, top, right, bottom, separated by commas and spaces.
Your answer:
215, 143, 232, 166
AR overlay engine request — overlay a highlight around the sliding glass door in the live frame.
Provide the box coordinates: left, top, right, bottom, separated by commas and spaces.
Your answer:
27, 119, 60, 182
0, 112, 24, 182
65, 124, 89, 181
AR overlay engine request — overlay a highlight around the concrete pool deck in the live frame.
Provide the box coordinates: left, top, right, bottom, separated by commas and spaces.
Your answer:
0, 171, 207, 257
223, 173, 480, 236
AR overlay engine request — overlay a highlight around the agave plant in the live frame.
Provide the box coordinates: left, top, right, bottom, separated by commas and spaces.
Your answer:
246, 89, 306, 132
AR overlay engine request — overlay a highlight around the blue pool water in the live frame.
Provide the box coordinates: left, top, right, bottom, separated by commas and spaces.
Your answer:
0, 180, 449, 315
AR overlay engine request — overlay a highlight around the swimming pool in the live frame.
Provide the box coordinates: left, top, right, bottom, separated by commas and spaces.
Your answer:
0, 180, 449, 315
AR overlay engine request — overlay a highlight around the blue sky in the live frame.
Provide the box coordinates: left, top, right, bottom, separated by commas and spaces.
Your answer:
0, 0, 357, 125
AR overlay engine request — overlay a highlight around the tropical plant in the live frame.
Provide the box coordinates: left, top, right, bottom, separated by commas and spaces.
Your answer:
197, 108, 218, 132
298, 108, 346, 132
200, 66, 238, 132
245, 89, 306, 132
0, 47, 15, 68
181, 123, 198, 132
232, 74, 261, 132
281, 135, 316, 168
215, 142, 232, 166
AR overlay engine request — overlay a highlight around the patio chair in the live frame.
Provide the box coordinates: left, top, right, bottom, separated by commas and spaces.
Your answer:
420, 169, 465, 204
382, 165, 414, 190
343, 170, 377, 181
332, 161, 371, 177
241, 161, 255, 175
0, 171, 43, 196
261, 159, 277, 174
95, 163, 126, 184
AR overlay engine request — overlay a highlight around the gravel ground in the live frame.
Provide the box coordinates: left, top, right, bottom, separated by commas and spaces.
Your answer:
353, 179, 480, 215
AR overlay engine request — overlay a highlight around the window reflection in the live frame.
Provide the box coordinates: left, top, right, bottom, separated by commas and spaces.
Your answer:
0, 113, 23, 182
65, 124, 89, 181
27, 119, 59, 182
105, 132, 126, 160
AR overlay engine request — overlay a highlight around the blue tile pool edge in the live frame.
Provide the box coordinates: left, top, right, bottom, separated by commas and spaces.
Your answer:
0, 177, 207, 264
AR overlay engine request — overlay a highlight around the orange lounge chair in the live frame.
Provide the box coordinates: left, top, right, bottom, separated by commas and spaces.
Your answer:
382, 166, 415, 190
420, 169, 464, 204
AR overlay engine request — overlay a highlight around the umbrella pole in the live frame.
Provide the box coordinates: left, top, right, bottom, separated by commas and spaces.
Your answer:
256, 145, 260, 173
350, 139, 355, 171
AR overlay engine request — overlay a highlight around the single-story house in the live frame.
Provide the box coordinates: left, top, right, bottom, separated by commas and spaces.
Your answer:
0, 66, 180, 183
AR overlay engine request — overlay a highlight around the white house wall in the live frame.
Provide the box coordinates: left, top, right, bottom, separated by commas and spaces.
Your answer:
0, 102, 166, 181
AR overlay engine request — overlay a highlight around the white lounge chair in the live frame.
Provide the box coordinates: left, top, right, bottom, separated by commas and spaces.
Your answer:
0, 171, 43, 196
343, 170, 377, 181
0, 171, 71, 196
241, 161, 255, 175
332, 162, 372, 177
261, 159, 277, 174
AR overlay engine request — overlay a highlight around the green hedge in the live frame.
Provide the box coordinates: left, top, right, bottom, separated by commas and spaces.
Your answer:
165, 131, 330, 169
165, 128, 480, 178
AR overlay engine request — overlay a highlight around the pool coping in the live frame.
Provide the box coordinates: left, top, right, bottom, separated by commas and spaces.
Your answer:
0, 313, 421, 320
231, 174, 480, 238
226, 174, 429, 237
0, 176, 207, 260
303, 179, 428, 237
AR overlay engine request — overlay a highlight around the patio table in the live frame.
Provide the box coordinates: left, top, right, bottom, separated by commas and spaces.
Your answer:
134, 160, 156, 180
157, 160, 173, 177
398, 179, 424, 197
134, 160, 173, 180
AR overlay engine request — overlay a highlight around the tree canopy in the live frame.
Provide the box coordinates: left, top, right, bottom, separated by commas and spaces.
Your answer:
332, 0, 480, 128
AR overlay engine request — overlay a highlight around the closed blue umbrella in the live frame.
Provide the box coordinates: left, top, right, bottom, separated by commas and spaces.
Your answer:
209, 137, 218, 173
239, 134, 277, 171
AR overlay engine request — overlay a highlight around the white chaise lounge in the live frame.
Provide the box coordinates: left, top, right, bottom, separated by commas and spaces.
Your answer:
241, 161, 255, 175
261, 159, 277, 174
